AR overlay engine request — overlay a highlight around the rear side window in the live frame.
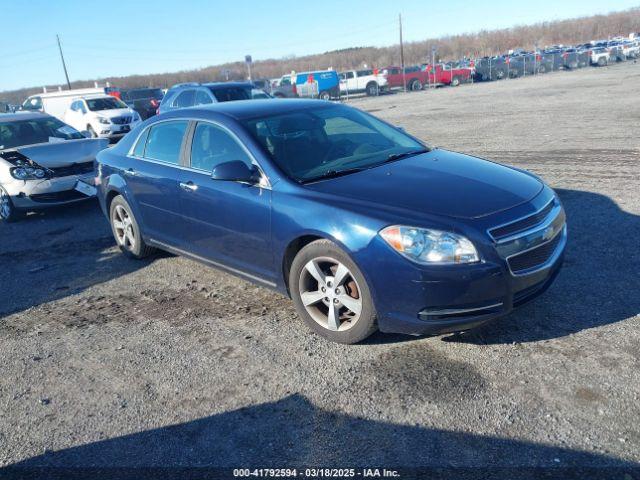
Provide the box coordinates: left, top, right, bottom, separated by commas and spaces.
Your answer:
190, 122, 252, 172
143, 121, 188, 164
132, 127, 150, 157
172, 90, 195, 108
195, 90, 213, 105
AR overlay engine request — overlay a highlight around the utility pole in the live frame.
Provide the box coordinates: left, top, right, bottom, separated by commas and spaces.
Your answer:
399, 13, 406, 93
56, 34, 71, 90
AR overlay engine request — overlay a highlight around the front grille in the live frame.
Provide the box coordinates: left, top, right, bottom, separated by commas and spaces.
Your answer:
490, 200, 555, 240
508, 232, 563, 274
111, 116, 132, 125
29, 190, 88, 203
49, 162, 94, 178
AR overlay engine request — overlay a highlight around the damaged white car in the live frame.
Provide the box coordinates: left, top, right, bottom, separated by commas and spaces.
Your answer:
0, 112, 108, 222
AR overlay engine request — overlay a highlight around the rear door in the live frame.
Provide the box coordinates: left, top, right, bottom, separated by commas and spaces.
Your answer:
178, 120, 274, 283
125, 120, 191, 247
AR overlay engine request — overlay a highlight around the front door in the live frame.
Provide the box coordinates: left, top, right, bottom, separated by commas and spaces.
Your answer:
178, 121, 274, 284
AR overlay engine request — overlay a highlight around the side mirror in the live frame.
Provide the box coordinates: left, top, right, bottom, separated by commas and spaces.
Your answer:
80, 130, 92, 138
211, 160, 260, 184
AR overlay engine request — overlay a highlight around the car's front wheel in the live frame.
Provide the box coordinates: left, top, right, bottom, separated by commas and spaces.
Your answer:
109, 195, 154, 259
0, 186, 23, 222
290, 240, 377, 344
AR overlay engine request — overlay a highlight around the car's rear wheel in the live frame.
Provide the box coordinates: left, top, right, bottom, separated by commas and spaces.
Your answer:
451, 76, 461, 87
366, 82, 379, 96
290, 240, 377, 344
409, 79, 422, 91
0, 186, 23, 222
597, 57, 607, 66
109, 195, 154, 259
319, 90, 331, 101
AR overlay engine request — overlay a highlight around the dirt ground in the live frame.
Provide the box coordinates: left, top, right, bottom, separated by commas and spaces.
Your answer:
1, 62, 639, 477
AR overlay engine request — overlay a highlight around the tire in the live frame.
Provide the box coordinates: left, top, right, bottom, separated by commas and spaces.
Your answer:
0, 186, 24, 222
409, 79, 422, 91
109, 195, 155, 259
87, 125, 97, 138
538, 65, 547, 74
495, 70, 505, 80
289, 239, 377, 344
451, 76, 461, 87
318, 90, 331, 101
597, 57, 607, 67
365, 82, 379, 96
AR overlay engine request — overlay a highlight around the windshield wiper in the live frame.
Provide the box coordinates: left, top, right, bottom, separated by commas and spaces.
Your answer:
301, 167, 366, 183
385, 148, 429, 163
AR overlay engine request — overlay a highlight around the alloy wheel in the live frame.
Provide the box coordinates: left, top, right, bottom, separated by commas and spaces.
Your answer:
0, 188, 12, 220
112, 204, 136, 251
298, 256, 362, 332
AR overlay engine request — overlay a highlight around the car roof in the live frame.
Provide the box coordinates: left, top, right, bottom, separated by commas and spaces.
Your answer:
169, 82, 253, 92
0, 112, 52, 122
181, 98, 336, 121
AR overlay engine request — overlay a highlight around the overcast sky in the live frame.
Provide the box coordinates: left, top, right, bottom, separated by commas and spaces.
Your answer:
1, 0, 637, 91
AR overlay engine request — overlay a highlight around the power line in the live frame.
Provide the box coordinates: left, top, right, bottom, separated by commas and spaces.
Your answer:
56, 34, 71, 90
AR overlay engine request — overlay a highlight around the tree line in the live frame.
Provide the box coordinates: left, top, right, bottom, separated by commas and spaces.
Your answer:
1, 7, 639, 105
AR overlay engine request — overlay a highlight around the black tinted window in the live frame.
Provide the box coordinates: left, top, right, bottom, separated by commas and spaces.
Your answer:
173, 90, 195, 108
144, 121, 188, 164
209, 87, 252, 102
190, 122, 252, 172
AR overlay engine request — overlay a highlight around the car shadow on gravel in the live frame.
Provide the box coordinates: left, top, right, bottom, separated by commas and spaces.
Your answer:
4, 394, 638, 479
444, 188, 640, 345
0, 202, 163, 320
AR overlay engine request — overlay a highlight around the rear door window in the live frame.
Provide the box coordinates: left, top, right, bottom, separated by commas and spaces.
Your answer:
172, 90, 195, 108
195, 89, 213, 105
143, 121, 188, 164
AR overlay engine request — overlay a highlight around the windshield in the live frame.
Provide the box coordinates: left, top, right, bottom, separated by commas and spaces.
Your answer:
0, 117, 84, 149
86, 97, 128, 111
126, 89, 163, 101
242, 105, 427, 183
209, 86, 252, 102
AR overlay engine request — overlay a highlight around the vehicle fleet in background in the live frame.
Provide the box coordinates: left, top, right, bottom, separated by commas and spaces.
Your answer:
6, 32, 639, 126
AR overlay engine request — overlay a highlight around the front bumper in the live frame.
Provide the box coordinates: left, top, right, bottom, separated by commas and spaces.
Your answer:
4, 173, 96, 209
362, 194, 567, 336
94, 120, 141, 139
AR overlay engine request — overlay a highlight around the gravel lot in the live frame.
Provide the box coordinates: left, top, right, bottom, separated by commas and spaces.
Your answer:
1, 62, 639, 478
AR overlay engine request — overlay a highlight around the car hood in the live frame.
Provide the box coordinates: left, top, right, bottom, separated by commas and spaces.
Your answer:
15, 138, 109, 168
97, 108, 133, 118
304, 149, 543, 220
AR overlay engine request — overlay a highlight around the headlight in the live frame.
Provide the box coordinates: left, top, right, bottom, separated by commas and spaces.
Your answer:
10, 167, 47, 180
97, 116, 110, 124
380, 225, 479, 265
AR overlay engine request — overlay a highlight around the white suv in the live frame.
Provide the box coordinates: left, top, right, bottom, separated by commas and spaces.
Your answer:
64, 95, 141, 140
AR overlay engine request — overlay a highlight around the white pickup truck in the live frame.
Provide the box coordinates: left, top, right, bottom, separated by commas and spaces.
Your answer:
339, 69, 388, 96
589, 48, 610, 66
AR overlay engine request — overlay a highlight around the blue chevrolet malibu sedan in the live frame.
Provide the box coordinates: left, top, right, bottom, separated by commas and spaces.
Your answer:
96, 99, 566, 344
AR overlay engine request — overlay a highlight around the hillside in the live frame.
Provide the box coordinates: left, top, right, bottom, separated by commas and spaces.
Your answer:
1, 6, 639, 105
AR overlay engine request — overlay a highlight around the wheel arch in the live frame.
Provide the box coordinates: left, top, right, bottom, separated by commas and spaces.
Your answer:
280, 229, 365, 296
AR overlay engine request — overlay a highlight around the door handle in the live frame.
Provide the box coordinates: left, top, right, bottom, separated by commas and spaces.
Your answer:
124, 168, 137, 176
179, 181, 198, 192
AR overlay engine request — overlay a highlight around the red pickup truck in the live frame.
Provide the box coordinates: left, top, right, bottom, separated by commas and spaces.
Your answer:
382, 66, 429, 91
421, 63, 473, 86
